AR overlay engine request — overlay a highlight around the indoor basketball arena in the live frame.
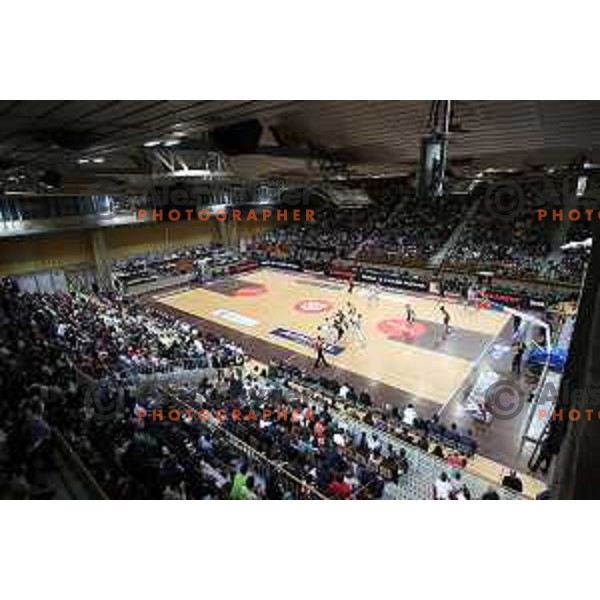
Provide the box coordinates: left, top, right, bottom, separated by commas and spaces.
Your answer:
1, 100, 598, 500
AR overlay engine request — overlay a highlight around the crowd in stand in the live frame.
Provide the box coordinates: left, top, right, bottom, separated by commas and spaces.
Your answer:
0, 279, 243, 499
444, 177, 590, 284
252, 177, 588, 285
358, 194, 469, 265
113, 243, 233, 289
254, 203, 392, 266
108, 176, 591, 289
22, 289, 241, 380
1, 275, 528, 499
443, 179, 553, 278
131, 369, 481, 500
545, 222, 592, 283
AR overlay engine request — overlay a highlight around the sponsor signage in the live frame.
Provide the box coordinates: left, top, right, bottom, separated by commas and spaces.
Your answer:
260, 259, 303, 271
483, 290, 546, 310
329, 267, 354, 280
212, 309, 258, 327
269, 327, 344, 355
228, 260, 259, 275
527, 298, 546, 310
358, 268, 428, 292
483, 290, 522, 308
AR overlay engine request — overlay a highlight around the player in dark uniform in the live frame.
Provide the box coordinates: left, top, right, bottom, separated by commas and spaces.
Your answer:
314, 336, 329, 368
439, 278, 446, 299
440, 305, 451, 338
334, 310, 346, 342
347, 274, 355, 294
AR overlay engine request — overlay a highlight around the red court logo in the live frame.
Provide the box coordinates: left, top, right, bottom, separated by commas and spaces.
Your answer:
294, 299, 333, 314
234, 284, 267, 297
377, 318, 427, 341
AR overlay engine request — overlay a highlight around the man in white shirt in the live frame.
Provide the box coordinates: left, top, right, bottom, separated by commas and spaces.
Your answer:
367, 433, 382, 453
402, 404, 417, 427
434, 472, 453, 500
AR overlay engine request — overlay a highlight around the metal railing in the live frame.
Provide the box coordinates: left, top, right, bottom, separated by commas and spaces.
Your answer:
166, 390, 327, 500
285, 380, 524, 500
52, 429, 109, 500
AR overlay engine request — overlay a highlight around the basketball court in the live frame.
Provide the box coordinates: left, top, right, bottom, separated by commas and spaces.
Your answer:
155, 268, 511, 409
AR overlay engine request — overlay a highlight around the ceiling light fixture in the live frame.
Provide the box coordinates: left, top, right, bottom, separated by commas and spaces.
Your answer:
92, 157, 105, 163
144, 140, 161, 148
169, 169, 213, 178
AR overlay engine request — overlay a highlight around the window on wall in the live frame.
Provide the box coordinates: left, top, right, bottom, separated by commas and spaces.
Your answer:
16, 270, 67, 293
0, 196, 115, 223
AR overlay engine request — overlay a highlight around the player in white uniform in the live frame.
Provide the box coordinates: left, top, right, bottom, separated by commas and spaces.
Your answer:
440, 305, 451, 340
367, 283, 381, 306
318, 318, 336, 345
467, 286, 479, 310
350, 312, 366, 346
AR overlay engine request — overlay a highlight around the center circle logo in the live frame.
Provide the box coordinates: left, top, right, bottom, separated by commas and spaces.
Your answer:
377, 318, 427, 340
294, 299, 333, 314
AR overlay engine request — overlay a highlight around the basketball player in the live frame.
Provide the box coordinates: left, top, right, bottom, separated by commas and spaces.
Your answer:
429, 276, 443, 310
367, 283, 380, 306
314, 335, 329, 368
460, 282, 469, 309
319, 317, 336, 345
440, 305, 451, 338
467, 285, 479, 310
346, 301, 357, 319
350, 312, 366, 346
405, 303, 416, 325
439, 278, 446, 300
347, 274, 355, 294
334, 310, 346, 342
512, 340, 526, 376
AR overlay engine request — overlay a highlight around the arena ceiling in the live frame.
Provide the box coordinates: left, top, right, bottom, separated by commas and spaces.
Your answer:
2, 100, 600, 193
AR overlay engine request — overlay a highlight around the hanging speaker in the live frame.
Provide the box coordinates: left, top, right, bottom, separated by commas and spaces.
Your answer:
210, 119, 263, 155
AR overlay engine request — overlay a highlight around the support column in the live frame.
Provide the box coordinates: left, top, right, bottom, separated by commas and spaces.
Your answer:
229, 219, 239, 250
216, 219, 229, 248
553, 221, 600, 498
90, 229, 114, 291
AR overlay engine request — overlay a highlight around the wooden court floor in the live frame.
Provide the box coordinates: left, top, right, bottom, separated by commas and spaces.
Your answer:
156, 269, 510, 408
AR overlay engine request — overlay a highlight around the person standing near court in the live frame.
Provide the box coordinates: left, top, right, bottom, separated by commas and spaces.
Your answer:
512, 340, 526, 375
314, 335, 329, 368
406, 303, 416, 325
440, 305, 451, 338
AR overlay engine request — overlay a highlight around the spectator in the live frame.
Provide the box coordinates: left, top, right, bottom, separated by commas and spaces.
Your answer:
402, 404, 417, 427
447, 452, 466, 470
481, 487, 501, 500
431, 444, 445, 460
434, 472, 453, 500
502, 470, 524, 493
327, 472, 353, 499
